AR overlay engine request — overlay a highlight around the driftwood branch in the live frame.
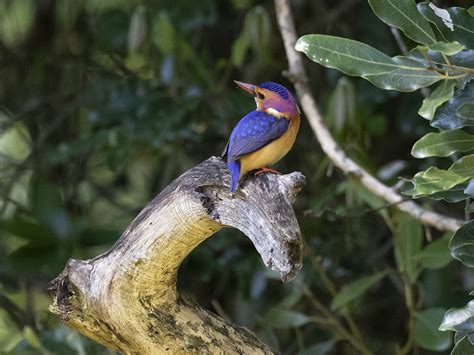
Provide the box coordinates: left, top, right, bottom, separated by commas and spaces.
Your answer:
274, 0, 463, 233
48, 157, 305, 354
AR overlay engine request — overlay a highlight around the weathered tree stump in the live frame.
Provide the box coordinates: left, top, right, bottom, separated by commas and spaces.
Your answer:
48, 157, 305, 354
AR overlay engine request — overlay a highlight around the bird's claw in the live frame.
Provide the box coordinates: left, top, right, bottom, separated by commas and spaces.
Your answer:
255, 167, 281, 175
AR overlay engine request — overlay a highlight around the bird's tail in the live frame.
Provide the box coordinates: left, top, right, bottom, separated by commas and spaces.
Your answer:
227, 160, 241, 192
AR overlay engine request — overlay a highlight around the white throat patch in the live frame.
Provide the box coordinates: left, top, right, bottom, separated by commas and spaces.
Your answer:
265, 107, 284, 118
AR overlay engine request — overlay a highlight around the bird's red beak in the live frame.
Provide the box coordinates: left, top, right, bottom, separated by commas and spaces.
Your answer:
233, 80, 257, 96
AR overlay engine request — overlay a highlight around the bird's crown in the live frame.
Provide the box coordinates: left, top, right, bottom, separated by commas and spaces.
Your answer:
234, 80, 299, 118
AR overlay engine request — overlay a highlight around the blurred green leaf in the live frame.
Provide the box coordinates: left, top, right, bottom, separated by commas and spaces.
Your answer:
3, 217, 57, 247
450, 220, 474, 267
439, 300, 474, 332
295, 35, 443, 92
368, 0, 436, 45
414, 308, 452, 351
394, 212, 423, 282
0, 309, 22, 352
411, 130, 474, 158
7, 239, 69, 276
231, 30, 250, 67
414, 234, 452, 269
0, 0, 35, 47
418, 3, 474, 49
247, 6, 271, 50
264, 309, 310, 329
128, 6, 147, 52
30, 178, 70, 238
418, 80, 457, 120
152, 13, 176, 54
23, 326, 44, 352
327, 77, 356, 133
298, 340, 334, 355
95, 9, 129, 51
452, 336, 474, 355
0, 119, 31, 164
331, 270, 388, 311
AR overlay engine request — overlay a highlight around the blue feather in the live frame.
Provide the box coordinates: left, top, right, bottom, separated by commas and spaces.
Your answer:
227, 160, 241, 192
227, 111, 289, 160
259, 82, 289, 99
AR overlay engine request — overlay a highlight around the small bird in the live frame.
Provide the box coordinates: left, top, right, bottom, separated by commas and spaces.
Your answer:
222, 80, 300, 192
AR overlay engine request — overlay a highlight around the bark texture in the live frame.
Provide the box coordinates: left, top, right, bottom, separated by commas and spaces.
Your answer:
48, 157, 305, 354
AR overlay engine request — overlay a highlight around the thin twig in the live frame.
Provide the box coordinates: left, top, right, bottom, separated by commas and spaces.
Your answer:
390, 27, 408, 55
274, 0, 463, 233
397, 284, 416, 355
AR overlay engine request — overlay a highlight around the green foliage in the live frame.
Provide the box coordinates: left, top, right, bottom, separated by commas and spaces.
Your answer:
368, 0, 436, 44
295, 35, 444, 92
330, 270, 388, 311
414, 308, 452, 351
263, 309, 310, 329
394, 212, 423, 283
418, 80, 457, 120
450, 221, 474, 267
414, 233, 452, 270
417, 3, 474, 48
295, 1, 474, 353
411, 130, 474, 158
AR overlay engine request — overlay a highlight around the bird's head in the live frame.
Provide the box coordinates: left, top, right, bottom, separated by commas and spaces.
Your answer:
234, 80, 300, 118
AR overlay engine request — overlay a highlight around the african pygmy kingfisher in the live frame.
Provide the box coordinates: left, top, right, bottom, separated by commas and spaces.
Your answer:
222, 81, 300, 192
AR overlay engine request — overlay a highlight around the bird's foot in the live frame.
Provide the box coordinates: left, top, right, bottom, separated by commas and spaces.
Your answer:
255, 167, 281, 175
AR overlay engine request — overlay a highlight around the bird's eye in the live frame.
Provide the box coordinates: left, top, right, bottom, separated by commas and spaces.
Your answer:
257, 92, 265, 99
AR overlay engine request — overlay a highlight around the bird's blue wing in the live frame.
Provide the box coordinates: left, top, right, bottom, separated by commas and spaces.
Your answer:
226, 111, 289, 160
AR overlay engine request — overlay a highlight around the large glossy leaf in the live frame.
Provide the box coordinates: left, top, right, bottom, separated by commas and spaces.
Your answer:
439, 300, 474, 332
450, 220, 474, 267
368, 0, 436, 45
414, 234, 452, 269
427, 41, 465, 55
295, 35, 443, 92
331, 270, 388, 310
394, 212, 422, 282
411, 130, 474, 158
427, 183, 470, 203
432, 81, 474, 129
408, 155, 474, 197
418, 80, 457, 120
418, 3, 474, 49
414, 308, 452, 351
452, 336, 474, 355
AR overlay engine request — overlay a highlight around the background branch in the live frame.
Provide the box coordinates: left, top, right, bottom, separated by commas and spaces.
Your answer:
274, 0, 463, 233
